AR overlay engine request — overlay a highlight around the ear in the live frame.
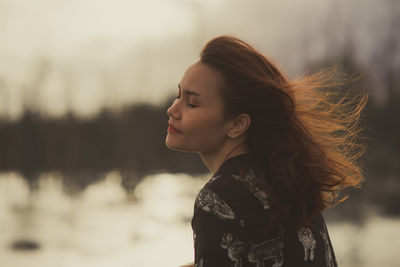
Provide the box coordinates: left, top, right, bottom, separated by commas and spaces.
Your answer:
227, 113, 251, 138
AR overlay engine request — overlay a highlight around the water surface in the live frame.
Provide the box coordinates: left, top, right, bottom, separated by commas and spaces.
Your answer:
0, 171, 398, 267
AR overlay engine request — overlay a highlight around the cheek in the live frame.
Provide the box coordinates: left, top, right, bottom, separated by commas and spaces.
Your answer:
166, 109, 229, 152
185, 115, 227, 144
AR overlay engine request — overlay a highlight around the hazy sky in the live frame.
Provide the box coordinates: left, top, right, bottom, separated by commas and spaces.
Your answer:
0, 0, 395, 119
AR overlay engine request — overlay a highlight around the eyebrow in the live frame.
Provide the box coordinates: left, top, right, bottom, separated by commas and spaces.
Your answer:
178, 84, 201, 97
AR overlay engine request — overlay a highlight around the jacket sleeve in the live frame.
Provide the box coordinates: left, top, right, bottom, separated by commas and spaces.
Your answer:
192, 187, 241, 266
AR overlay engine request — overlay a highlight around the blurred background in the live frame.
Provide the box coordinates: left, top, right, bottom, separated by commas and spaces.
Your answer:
0, 0, 399, 266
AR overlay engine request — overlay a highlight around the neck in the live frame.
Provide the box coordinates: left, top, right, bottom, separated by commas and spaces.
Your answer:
199, 138, 250, 174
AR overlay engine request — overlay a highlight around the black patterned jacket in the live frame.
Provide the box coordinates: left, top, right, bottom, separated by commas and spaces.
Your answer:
191, 153, 338, 267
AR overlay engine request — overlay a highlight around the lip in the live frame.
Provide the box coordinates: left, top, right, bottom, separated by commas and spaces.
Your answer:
168, 124, 182, 133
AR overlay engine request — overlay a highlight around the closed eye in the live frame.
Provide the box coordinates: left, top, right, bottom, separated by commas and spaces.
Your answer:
174, 91, 197, 108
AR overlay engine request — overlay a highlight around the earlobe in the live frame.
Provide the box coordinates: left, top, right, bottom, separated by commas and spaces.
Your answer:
227, 113, 251, 138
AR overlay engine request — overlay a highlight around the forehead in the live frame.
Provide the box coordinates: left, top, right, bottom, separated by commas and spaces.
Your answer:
179, 61, 223, 97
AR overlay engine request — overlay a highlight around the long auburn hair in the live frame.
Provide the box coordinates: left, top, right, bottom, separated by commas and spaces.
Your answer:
200, 35, 367, 229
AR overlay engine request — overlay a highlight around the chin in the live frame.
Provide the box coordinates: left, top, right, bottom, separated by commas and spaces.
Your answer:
166, 143, 188, 152
165, 139, 196, 153
165, 138, 182, 151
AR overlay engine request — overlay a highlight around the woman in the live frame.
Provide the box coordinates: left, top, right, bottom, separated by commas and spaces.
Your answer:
166, 36, 366, 267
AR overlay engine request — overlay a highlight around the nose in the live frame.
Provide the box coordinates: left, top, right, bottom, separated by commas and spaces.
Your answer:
167, 98, 181, 120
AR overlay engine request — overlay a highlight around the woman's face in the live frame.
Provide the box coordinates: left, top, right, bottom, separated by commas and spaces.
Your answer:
166, 61, 232, 154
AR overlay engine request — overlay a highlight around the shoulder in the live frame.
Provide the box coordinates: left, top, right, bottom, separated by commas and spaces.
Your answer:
195, 186, 237, 220
212, 154, 271, 210
195, 154, 271, 222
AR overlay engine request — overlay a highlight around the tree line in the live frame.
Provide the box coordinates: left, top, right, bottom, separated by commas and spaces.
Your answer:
0, 98, 207, 189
